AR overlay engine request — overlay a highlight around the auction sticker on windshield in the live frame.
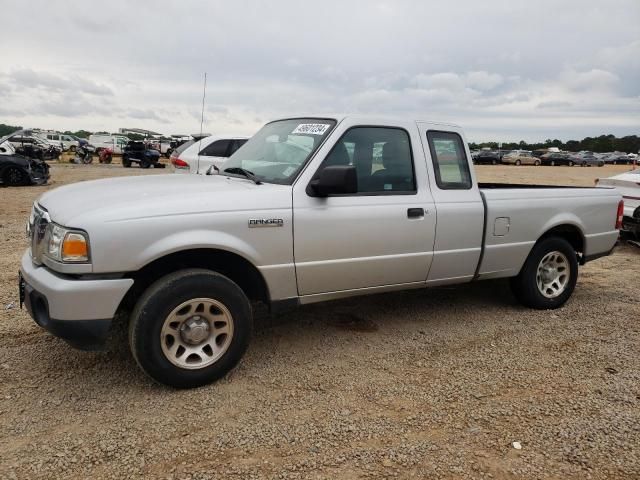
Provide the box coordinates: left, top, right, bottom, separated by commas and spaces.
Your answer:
292, 123, 331, 135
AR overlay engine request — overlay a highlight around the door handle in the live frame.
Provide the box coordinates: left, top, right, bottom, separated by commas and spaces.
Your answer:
407, 208, 424, 218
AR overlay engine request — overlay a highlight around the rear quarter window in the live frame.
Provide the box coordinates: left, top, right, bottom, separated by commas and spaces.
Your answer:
426, 131, 472, 190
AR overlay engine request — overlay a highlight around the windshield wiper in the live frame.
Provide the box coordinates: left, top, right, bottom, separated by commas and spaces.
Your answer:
222, 167, 262, 185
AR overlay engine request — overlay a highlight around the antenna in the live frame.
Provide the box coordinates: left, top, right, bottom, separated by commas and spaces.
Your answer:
196, 72, 207, 174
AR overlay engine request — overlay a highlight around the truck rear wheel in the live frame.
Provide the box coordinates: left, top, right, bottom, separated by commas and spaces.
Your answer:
510, 237, 578, 310
129, 269, 252, 388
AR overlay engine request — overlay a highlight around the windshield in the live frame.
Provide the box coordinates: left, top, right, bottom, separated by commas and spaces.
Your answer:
222, 118, 336, 184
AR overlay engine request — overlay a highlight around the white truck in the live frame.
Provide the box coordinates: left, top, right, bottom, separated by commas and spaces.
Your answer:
19, 115, 622, 388
88, 133, 130, 154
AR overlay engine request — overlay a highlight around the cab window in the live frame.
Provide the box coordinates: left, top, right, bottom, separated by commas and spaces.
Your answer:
316, 127, 415, 194
426, 131, 472, 190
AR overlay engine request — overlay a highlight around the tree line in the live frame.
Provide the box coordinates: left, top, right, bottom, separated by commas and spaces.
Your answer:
469, 134, 640, 154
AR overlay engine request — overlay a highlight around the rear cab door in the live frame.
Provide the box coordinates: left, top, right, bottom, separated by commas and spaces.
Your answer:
417, 123, 484, 284
292, 117, 437, 297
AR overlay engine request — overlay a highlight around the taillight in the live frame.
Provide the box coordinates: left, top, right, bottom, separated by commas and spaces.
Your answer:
615, 200, 624, 229
171, 157, 189, 169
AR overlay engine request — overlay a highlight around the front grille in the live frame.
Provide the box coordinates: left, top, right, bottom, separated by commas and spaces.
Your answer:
28, 203, 50, 265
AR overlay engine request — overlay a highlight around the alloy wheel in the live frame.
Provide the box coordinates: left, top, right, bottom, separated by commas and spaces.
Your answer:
160, 298, 234, 370
536, 251, 570, 299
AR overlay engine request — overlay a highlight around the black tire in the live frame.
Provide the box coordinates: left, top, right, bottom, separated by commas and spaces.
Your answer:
140, 159, 151, 169
534, 160, 540, 166
515, 159, 521, 166
550, 160, 555, 166
2, 166, 28, 186
104, 155, 113, 164
129, 269, 252, 388
510, 237, 578, 310
568, 160, 574, 166
82, 154, 93, 164
122, 158, 132, 168
69, 145, 76, 152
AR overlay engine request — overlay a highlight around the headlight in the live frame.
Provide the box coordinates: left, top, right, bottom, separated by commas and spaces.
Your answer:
45, 224, 90, 263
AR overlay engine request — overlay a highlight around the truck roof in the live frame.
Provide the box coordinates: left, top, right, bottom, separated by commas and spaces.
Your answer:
272, 114, 461, 129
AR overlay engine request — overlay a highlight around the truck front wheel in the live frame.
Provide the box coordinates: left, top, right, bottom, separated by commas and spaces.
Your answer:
129, 269, 252, 388
510, 237, 578, 310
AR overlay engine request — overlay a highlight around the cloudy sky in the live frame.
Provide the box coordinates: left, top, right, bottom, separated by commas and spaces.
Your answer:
1, 0, 638, 142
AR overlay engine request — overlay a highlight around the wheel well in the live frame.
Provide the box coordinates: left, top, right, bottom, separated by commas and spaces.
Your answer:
539, 224, 584, 254
117, 249, 269, 313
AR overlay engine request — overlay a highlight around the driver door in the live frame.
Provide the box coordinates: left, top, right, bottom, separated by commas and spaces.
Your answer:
292, 122, 436, 296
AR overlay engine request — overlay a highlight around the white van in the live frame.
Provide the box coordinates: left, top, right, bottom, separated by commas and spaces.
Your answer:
35, 132, 79, 151
88, 134, 130, 154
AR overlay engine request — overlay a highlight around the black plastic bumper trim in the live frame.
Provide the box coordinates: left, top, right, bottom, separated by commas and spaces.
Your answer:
23, 281, 112, 351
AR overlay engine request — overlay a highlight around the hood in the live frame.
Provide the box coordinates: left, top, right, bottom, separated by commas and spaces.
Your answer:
603, 169, 640, 182
38, 173, 292, 226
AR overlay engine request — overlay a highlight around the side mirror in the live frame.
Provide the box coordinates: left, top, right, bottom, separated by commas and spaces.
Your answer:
307, 165, 357, 197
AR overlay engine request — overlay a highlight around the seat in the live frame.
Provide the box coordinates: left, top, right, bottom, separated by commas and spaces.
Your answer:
370, 141, 413, 191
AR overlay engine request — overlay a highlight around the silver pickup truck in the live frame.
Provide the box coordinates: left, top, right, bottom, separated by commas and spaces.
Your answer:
19, 115, 623, 388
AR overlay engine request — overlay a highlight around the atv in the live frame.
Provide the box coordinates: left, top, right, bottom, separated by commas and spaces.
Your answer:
122, 141, 161, 169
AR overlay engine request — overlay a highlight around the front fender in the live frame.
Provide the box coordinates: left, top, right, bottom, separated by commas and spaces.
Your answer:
133, 229, 263, 271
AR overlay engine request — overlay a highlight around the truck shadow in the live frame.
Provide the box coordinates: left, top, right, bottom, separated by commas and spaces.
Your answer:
256, 278, 515, 331
33, 278, 516, 391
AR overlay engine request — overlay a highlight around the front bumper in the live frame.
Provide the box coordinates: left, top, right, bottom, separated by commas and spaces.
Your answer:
19, 251, 133, 350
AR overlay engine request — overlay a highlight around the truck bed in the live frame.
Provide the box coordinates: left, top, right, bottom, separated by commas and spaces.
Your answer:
475, 184, 620, 280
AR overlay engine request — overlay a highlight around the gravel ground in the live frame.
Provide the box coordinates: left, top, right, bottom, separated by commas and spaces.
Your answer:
0, 163, 638, 479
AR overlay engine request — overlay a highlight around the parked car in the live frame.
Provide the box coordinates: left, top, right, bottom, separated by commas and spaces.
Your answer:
6, 131, 61, 161
89, 134, 130, 155
171, 135, 249, 174
35, 132, 79, 151
19, 114, 622, 388
122, 141, 162, 168
0, 140, 16, 156
502, 151, 540, 166
573, 152, 604, 167
601, 152, 634, 165
596, 168, 640, 237
541, 152, 574, 166
533, 148, 560, 159
472, 150, 501, 165
0, 134, 50, 186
